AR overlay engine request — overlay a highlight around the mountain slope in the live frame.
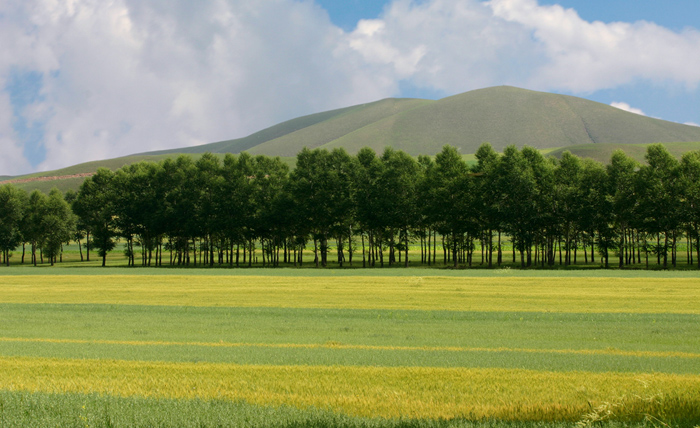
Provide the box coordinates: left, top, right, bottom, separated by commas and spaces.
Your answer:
320, 86, 700, 155
246, 98, 431, 156
140, 86, 700, 158
142, 98, 428, 156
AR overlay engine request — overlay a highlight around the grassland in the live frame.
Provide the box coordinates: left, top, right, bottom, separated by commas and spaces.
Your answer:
1, 274, 699, 313
0, 269, 699, 427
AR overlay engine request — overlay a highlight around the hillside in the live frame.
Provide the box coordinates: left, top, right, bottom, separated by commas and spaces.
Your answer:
320, 86, 700, 155
5, 85, 700, 193
143, 98, 428, 156
139, 85, 700, 157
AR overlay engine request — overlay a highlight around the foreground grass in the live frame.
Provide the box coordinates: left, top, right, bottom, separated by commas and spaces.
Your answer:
1, 272, 698, 425
1, 304, 698, 373
1, 275, 699, 313
3, 356, 700, 422
0, 390, 671, 428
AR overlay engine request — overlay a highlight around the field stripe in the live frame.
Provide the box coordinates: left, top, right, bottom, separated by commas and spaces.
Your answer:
1, 275, 699, 313
2, 337, 699, 360
2, 355, 699, 420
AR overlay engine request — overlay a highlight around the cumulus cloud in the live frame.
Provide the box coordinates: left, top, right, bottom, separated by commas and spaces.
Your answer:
0, 90, 32, 176
347, 0, 700, 98
347, 0, 545, 93
610, 102, 646, 116
0, 0, 394, 175
1, 0, 699, 175
486, 0, 700, 92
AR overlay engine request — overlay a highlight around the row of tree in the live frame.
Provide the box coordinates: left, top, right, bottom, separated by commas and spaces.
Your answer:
2, 143, 700, 269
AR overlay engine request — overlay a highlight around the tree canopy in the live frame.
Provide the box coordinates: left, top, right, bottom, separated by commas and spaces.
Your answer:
2, 143, 700, 270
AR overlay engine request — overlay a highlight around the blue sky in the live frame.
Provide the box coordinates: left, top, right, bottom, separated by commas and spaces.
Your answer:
2, 0, 699, 175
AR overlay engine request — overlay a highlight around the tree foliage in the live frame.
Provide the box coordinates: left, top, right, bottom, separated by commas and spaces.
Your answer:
4, 144, 700, 270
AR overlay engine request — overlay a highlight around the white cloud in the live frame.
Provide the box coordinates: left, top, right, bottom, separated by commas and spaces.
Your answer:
686, 122, 700, 127
347, 0, 700, 95
486, 0, 700, 92
347, 0, 545, 93
0, 91, 31, 176
0, 0, 395, 175
610, 102, 646, 116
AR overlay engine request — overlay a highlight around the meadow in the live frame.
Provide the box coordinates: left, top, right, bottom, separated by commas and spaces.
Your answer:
0, 267, 698, 427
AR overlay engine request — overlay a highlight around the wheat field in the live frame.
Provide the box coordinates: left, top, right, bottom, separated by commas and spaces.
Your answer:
0, 272, 698, 426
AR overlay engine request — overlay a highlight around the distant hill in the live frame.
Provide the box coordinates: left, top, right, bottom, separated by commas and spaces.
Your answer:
140, 85, 700, 157
5, 85, 700, 193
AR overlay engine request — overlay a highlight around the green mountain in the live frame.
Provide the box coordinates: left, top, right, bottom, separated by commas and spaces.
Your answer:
5, 85, 700, 193
143, 98, 430, 156
142, 85, 700, 157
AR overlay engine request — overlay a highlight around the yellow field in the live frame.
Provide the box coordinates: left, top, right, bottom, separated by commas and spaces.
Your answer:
3, 356, 699, 420
1, 274, 699, 313
2, 273, 699, 424
3, 337, 700, 360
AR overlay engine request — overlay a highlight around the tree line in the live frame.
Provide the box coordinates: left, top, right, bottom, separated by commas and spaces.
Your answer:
2, 143, 700, 269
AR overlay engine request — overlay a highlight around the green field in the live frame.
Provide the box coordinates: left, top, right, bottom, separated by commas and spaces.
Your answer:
0, 269, 698, 427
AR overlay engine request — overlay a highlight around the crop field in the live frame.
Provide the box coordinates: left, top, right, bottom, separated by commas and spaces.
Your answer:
0, 270, 698, 427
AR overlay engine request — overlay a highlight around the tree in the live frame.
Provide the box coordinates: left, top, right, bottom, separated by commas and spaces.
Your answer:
607, 150, 638, 267
473, 143, 501, 267
289, 148, 345, 267
249, 155, 289, 267
636, 144, 681, 267
679, 151, 700, 267
219, 153, 255, 267
0, 184, 26, 266
497, 146, 539, 267
577, 159, 613, 266
425, 146, 474, 267
23, 190, 47, 266
554, 152, 583, 265
74, 168, 117, 267
41, 188, 74, 266
355, 147, 384, 267
379, 148, 419, 266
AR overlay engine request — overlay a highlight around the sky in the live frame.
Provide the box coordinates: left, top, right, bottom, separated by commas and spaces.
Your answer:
2, 0, 700, 176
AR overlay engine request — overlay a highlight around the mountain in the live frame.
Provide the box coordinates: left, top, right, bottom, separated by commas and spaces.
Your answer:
5, 85, 700, 193
141, 85, 700, 157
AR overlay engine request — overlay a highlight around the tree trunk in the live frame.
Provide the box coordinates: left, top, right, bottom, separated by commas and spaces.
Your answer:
362, 233, 366, 268
497, 230, 502, 266
314, 237, 319, 268
404, 228, 409, 268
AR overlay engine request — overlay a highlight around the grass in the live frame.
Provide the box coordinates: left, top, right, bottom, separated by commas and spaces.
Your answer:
1, 304, 698, 373
1, 391, 665, 428
1, 275, 699, 313
3, 356, 700, 421
1, 270, 698, 425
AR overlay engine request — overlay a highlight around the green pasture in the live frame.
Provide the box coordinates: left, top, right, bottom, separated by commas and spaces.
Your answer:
0, 304, 698, 374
